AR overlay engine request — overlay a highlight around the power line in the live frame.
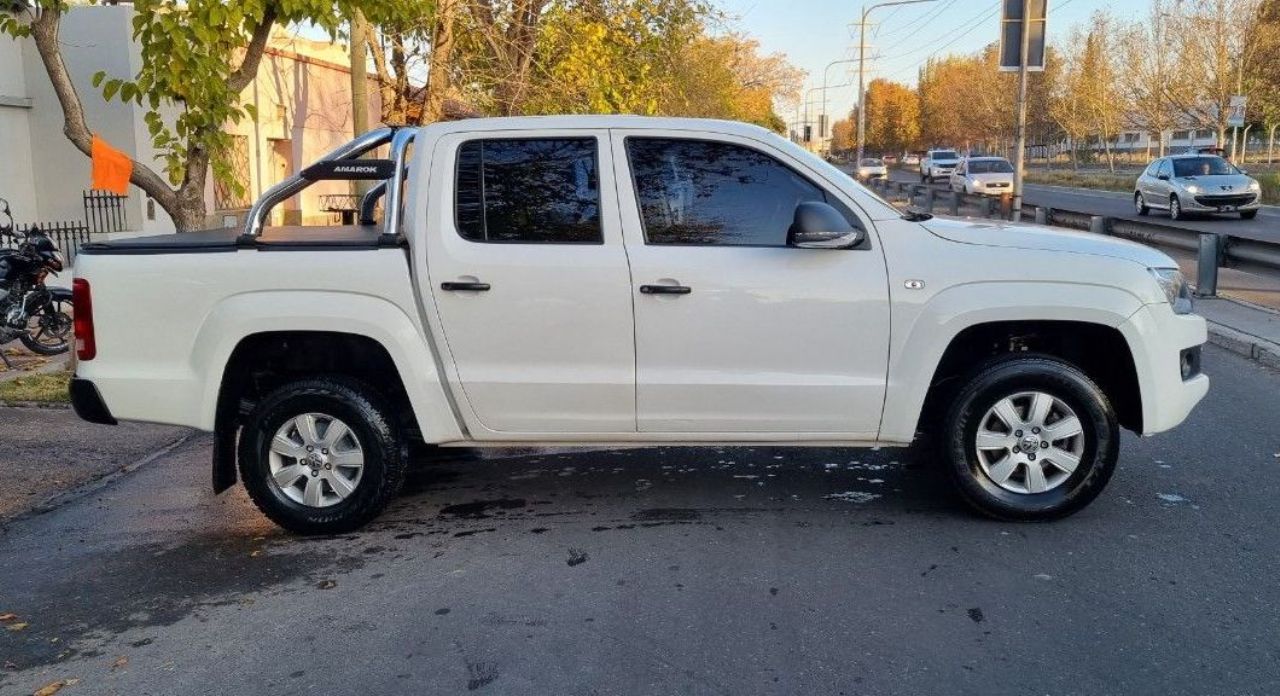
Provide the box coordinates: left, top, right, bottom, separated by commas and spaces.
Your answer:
872, 0, 960, 40
882, 1, 1002, 79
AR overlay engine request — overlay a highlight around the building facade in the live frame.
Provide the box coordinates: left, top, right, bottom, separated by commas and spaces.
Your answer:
0, 5, 381, 236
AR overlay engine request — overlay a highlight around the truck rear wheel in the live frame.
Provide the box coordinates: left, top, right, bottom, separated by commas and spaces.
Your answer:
238, 376, 406, 534
942, 356, 1119, 520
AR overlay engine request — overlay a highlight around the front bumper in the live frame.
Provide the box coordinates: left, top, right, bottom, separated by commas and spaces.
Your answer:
69, 377, 117, 425
1182, 192, 1261, 212
1117, 304, 1209, 435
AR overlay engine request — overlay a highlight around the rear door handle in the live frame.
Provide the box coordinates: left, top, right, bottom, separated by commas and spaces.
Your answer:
639, 284, 691, 295
441, 281, 491, 292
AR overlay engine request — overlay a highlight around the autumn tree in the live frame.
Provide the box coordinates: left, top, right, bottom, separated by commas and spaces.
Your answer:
829, 118, 855, 153
862, 78, 919, 155
1168, 0, 1266, 148
1, 0, 365, 232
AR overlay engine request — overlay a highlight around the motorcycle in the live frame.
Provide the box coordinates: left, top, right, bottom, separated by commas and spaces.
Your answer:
0, 198, 74, 367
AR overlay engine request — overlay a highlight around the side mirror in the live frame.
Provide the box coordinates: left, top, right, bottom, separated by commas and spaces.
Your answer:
787, 201, 864, 250
1156, 174, 1169, 181
1239, 168, 1249, 175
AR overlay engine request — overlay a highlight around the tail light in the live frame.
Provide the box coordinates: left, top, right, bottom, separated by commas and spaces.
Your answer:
73, 278, 96, 361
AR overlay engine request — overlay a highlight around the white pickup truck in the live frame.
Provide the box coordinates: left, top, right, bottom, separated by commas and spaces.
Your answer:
69, 116, 1208, 534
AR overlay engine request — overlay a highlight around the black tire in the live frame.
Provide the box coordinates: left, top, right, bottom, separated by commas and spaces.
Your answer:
942, 355, 1119, 521
237, 376, 406, 534
1241, 209, 1258, 220
20, 300, 72, 355
1169, 194, 1183, 221
1134, 191, 1149, 216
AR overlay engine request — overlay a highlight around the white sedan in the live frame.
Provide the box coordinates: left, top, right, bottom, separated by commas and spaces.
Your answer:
855, 158, 888, 182
950, 157, 1015, 196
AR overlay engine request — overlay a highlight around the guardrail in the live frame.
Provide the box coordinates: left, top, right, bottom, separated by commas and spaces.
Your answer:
866, 177, 1280, 297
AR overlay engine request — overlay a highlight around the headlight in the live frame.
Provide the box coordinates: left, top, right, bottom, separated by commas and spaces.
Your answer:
1249, 180, 1261, 191
1184, 184, 1201, 194
1150, 268, 1193, 314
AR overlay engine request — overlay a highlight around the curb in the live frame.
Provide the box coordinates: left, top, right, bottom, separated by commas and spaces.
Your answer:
1206, 322, 1280, 370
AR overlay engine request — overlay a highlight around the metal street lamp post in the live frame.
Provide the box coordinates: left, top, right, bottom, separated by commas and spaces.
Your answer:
855, 0, 939, 165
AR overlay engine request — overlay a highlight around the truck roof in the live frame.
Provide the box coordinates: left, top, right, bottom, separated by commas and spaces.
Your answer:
416, 115, 778, 139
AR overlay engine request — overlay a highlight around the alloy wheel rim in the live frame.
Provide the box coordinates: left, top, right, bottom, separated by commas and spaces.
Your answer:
974, 391, 1085, 495
1135, 193, 1143, 212
268, 413, 365, 508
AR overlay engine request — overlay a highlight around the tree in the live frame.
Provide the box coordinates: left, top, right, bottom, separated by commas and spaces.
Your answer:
1078, 11, 1125, 171
1168, 0, 1265, 148
1048, 26, 1093, 169
829, 118, 855, 153
862, 78, 919, 154
1, 0, 357, 232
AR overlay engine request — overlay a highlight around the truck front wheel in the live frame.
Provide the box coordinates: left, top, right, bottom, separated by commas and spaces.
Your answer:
238, 376, 406, 534
942, 356, 1119, 520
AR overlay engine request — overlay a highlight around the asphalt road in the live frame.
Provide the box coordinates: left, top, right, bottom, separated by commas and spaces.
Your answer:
885, 168, 1280, 243
2, 344, 1279, 695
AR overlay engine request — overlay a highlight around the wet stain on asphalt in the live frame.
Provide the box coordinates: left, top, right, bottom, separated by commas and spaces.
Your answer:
438, 498, 527, 519
0, 533, 368, 672
0, 442, 955, 682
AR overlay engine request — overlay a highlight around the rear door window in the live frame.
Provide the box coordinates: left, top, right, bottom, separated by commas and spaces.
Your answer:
455, 138, 602, 244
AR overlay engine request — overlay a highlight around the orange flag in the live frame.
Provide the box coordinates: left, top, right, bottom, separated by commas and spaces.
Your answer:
91, 134, 133, 195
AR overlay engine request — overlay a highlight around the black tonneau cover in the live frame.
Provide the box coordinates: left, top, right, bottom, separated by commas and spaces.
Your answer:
79, 225, 405, 255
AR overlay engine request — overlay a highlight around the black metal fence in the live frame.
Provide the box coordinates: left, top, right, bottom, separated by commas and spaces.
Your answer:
83, 190, 129, 234
12, 221, 93, 264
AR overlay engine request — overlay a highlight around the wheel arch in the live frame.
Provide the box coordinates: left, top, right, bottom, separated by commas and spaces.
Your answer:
194, 291, 463, 491
879, 283, 1145, 443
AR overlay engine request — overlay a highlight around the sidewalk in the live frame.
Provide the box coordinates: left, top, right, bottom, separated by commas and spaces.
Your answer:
0, 346, 69, 384
0, 406, 190, 520
1164, 247, 1280, 368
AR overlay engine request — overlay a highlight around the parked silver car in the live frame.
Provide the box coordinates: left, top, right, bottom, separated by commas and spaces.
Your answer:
949, 156, 1014, 196
1134, 155, 1261, 220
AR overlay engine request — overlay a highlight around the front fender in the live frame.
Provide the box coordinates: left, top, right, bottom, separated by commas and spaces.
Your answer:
193, 290, 462, 442
877, 281, 1145, 443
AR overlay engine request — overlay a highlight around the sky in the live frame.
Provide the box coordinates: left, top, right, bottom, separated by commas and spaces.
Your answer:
715, 0, 1121, 129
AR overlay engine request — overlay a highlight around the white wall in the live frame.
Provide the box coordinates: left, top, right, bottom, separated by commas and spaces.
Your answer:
20, 6, 178, 233
0, 39, 38, 224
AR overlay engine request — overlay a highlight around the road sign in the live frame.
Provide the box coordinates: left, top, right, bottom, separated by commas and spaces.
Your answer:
999, 0, 1047, 72
1227, 95, 1247, 128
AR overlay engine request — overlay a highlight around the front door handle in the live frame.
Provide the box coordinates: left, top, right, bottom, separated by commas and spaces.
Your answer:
441, 281, 491, 292
639, 284, 691, 295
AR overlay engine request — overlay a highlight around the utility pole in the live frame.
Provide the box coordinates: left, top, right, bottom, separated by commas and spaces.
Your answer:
821, 58, 859, 147
349, 8, 371, 199
1011, 0, 1032, 221
856, 0, 938, 166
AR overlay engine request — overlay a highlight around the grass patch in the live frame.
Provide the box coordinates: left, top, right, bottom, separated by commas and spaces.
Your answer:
1023, 169, 1134, 193
0, 370, 71, 404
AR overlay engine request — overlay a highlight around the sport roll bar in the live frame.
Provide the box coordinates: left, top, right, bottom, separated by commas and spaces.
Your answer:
241, 126, 415, 240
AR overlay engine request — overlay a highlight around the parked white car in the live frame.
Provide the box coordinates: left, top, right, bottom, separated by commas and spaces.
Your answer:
70, 116, 1208, 533
950, 157, 1015, 196
855, 157, 888, 182
921, 149, 961, 182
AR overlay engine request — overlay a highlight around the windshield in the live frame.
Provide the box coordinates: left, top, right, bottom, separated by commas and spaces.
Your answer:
859, 159, 882, 166
968, 159, 1014, 174
932, 151, 959, 160
1172, 156, 1237, 177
